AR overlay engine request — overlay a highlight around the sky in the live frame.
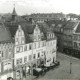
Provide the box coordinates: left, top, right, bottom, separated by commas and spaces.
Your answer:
0, 0, 80, 15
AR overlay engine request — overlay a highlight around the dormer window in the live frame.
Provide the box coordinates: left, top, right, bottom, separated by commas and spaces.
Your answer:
18, 30, 21, 36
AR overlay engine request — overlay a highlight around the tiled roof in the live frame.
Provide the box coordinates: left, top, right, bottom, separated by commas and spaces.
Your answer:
0, 23, 12, 42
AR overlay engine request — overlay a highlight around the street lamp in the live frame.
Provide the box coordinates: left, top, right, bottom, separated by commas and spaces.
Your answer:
70, 50, 72, 74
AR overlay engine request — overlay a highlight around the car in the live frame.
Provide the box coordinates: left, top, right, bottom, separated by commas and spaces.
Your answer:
33, 68, 43, 78
54, 61, 60, 66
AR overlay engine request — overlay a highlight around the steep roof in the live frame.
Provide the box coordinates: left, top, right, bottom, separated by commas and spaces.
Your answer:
0, 23, 12, 42
12, 7, 17, 16
75, 22, 80, 33
4, 21, 34, 43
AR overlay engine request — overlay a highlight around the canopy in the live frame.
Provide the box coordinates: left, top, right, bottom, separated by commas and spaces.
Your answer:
34, 68, 42, 72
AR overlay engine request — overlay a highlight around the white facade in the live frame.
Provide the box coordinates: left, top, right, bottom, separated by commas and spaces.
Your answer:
14, 24, 57, 79
46, 32, 57, 66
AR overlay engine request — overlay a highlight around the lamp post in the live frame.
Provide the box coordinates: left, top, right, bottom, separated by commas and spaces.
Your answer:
70, 50, 72, 74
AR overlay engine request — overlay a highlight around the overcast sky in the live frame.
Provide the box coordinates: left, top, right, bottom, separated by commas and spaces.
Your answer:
0, 0, 80, 15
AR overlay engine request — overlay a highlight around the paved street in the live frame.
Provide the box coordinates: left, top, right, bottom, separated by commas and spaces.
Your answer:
36, 52, 80, 80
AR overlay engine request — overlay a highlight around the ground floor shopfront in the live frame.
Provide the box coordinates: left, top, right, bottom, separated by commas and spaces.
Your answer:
14, 58, 46, 79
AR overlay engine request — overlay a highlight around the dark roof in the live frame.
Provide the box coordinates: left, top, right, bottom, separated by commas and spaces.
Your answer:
0, 23, 12, 42
64, 21, 78, 29
46, 20, 68, 27
4, 21, 53, 43
4, 21, 34, 43
75, 22, 80, 33
12, 7, 17, 16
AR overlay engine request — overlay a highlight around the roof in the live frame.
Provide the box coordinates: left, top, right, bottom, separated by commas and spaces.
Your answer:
75, 22, 80, 33
64, 21, 78, 29
46, 20, 68, 27
4, 19, 54, 43
0, 23, 12, 42
4, 21, 34, 43
12, 7, 17, 16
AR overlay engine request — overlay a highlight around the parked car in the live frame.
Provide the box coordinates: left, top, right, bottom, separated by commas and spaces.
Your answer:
33, 68, 43, 78
54, 61, 60, 67
50, 63, 56, 69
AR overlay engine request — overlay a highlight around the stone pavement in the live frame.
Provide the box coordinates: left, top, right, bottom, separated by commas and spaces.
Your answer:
35, 52, 80, 80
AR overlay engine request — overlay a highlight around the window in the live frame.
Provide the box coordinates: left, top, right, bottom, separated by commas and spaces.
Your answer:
38, 35, 41, 40
74, 35, 78, 40
29, 44, 32, 50
74, 42, 77, 48
16, 59, 19, 65
21, 37, 25, 44
79, 43, 80, 46
33, 54, 36, 59
2, 51, 4, 57
20, 46, 23, 52
18, 30, 21, 36
24, 45, 27, 51
16, 58, 22, 65
24, 56, 27, 63
29, 55, 32, 60
38, 53, 40, 58
16, 47, 20, 53
20, 58, 22, 63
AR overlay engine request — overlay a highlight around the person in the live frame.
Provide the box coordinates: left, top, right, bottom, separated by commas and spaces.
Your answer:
26, 66, 29, 75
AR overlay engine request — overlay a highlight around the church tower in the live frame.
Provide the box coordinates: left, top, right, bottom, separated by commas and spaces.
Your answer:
12, 3, 17, 21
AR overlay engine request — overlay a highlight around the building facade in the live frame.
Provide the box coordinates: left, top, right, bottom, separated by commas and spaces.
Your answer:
0, 23, 14, 80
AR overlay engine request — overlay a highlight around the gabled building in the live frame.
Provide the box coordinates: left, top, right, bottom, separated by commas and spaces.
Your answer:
0, 6, 57, 80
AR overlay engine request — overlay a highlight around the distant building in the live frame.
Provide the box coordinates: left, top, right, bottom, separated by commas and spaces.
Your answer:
24, 13, 66, 23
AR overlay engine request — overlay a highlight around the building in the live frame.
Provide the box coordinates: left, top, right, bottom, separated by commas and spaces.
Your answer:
46, 20, 67, 52
73, 22, 80, 58
63, 21, 79, 55
24, 13, 66, 23
46, 31, 57, 66
0, 5, 57, 80
0, 23, 14, 80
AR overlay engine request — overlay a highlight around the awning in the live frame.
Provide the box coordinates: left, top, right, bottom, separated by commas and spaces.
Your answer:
34, 68, 42, 72
44, 64, 50, 67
